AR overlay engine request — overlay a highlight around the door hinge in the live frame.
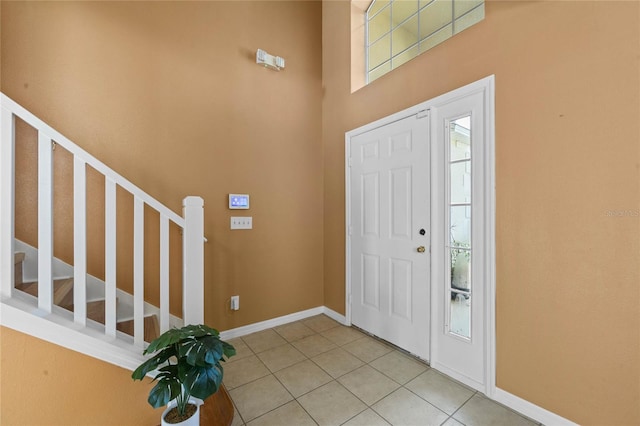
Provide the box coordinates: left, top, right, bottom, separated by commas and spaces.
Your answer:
348, 158, 352, 167
416, 110, 429, 119
348, 226, 353, 236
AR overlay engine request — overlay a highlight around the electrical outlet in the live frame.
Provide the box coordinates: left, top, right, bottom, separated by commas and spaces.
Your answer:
230, 216, 252, 230
230, 295, 240, 311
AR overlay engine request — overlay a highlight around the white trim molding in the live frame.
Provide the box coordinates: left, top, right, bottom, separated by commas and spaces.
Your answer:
220, 306, 347, 340
493, 387, 579, 426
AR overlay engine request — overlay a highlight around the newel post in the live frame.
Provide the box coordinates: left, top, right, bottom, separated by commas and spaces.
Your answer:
182, 196, 204, 325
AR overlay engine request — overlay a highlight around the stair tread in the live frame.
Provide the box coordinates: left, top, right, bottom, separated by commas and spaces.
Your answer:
15, 279, 106, 324
117, 315, 159, 343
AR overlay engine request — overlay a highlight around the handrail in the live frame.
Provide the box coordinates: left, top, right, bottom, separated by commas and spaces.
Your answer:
0, 94, 185, 227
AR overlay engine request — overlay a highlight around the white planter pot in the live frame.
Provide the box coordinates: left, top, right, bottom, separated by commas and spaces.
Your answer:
160, 398, 203, 426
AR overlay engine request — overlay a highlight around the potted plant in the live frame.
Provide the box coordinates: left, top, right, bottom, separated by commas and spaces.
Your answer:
132, 324, 236, 425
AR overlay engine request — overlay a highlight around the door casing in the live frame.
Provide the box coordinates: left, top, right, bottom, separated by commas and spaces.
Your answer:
345, 75, 496, 396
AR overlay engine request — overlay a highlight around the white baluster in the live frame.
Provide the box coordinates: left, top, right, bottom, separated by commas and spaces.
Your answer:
133, 196, 144, 347
160, 214, 170, 333
182, 196, 204, 325
0, 107, 15, 297
73, 157, 87, 325
105, 178, 117, 337
38, 132, 53, 313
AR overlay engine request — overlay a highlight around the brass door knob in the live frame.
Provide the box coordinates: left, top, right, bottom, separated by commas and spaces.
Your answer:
417, 246, 426, 253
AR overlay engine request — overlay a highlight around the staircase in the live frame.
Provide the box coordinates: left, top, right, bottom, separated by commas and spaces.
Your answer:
0, 93, 205, 370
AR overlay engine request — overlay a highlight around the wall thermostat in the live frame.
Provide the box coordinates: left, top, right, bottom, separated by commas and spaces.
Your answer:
229, 194, 250, 209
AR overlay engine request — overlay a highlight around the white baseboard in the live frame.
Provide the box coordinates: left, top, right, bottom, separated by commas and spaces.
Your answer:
219, 306, 348, 340
322, 306, 347, 324
220, 306, 325, 340
493, 387, 578, 426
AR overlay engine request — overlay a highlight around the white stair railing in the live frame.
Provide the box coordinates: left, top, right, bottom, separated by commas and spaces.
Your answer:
0, 93, 204, 349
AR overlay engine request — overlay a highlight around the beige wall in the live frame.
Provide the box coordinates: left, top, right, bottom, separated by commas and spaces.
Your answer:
323, 1, 639, 425
1, 0, 323, 328
1, 1, 322, 424
0, 327, 158, 425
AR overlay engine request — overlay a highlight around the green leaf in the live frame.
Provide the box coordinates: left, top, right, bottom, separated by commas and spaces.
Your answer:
184, 365, 223, 400
222, 341, 236, 359
144, 328, 185, 354
183, 336, 224, 367
148, 375, 181, 409
131, 346, 177, 380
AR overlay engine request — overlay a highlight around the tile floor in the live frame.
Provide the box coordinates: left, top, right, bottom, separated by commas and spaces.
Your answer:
224, 315, 539, 426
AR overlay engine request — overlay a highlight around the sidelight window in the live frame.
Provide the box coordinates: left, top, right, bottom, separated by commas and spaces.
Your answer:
447, 115, 472, 339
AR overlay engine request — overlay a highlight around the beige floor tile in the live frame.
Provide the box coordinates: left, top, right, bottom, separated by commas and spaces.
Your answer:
343, 408, 391, 426
302, 314, 340, 332
231, 403, 245, 426
321, 325, 367, 346
369, 350, 429, 384
405, 369, 474, 414
292, 333, 337, 358
442, 417, 465, 426
297, 381, 367, 426
311, 347, 364, 378
242, 329, 287, 353
247, 401, 316, 426
342, 336, 394, 363
226, 338, 254, 364
223, 355, 270, 389
453, 394, 538, 426
372, 387, 449, 426
274, 359, 333, 397
256, 343, 306, 372
273, 321, 316, 342
338, 365, 400, 405
229, 375, 293, 422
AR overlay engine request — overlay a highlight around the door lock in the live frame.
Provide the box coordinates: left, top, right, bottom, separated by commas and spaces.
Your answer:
417, 246, 426, 253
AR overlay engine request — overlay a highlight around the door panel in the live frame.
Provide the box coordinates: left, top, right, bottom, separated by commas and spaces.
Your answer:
349, 114, 430, 360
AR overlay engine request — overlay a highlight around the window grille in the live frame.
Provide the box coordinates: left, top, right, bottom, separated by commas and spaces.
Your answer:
366, 0, 484, 83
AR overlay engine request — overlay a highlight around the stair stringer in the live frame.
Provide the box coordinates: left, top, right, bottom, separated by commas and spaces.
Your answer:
15, 239, 183, 328
1, 295, 147, 372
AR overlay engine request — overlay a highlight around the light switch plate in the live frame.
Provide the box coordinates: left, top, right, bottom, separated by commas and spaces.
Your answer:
230, 216, 252, 230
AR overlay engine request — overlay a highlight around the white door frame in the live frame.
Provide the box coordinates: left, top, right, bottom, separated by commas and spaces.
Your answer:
345, 75, 495, 396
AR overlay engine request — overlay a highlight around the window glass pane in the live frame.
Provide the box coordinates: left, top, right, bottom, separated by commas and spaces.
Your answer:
450, 161, 471, 204
369, 0, 390, 16
450, 290, 471, 338
419, 0, 452, 40
454, 2, 484, 34
450, 249, 471, 288
392, 44, 419, 69
392, 0, 419, 25
450, 205, 470, 246
369, 61, 392, 82
419, 24, 452, 53
454, 0, 483, 18
392, 15, 419, 56
450, 116, 471, 161
369, 6, 391, 44
369, 34, 391, 70
419, 0, 435, 8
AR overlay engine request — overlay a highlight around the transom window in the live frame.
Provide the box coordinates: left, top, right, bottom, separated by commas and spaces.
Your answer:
366, 0, 484, 83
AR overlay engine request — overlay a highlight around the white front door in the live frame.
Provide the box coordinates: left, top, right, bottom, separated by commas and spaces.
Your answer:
348, 114, 430, 360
